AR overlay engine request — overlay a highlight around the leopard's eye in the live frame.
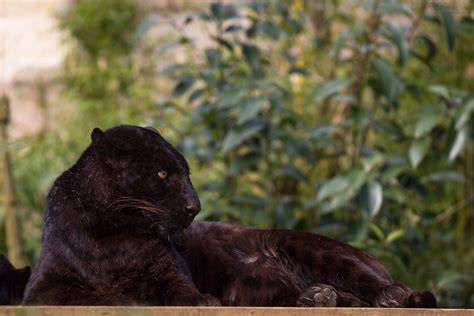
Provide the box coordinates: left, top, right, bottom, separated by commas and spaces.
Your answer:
158, 170, 168, 179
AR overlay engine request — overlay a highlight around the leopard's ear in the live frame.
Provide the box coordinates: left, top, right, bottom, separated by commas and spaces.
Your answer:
91, 128, 123, 151
90, 128, 131, 166
91, 128, 106, 144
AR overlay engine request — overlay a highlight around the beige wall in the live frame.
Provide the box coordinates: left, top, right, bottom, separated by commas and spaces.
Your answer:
1, 0, 71, 138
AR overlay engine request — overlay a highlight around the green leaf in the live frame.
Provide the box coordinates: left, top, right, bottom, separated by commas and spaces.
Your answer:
197, 12, 212, 21
227, 153, 260, 176
345, 169, 366, 196
413, 35, 437, 66
372, 249, 410, 283
436, 272, 467, 290
276, 166, 307, 182
222, 120, 265, 154
352, 106, 371, 128
225, 24, 243, 33
309, 124, 341, 139
421, 171, 464, 183
414, 110, 442, 138
362, 154, 384, 173
217, 85, 248, 109
160, 64, 189, 76
434, 3, 457, 51
381, 157, 410, 181
237, 97, 265, 125
315, 170, 365, 205
386, 229, 405, 244
378, 2, 413, 17
377, 119, 406, 139
259, 21, 280, 40
428, 85, 449, 99
455, 99, 474, 130
242, 44, 260, 70
205, 48, 222, 68
409, 137, 430, 169
368, 223, 385, 241
319, 195, 351, 214
314, 78, 352, 102
372, 58, 400, 105
358, 181, 383, 218
188, 89, 205, 103
331, 30, 352, 61
213, 36, 234, 51
289, 67, 308, 75
317, 177, 350, 201
448, 126, 468, 162
172, 76, 196, 97
210, 3, 237, 20
383, 21, 409, 66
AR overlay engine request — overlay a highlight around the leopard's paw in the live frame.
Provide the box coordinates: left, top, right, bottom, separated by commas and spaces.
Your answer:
374, 284, 410, 307
297, 284, 338, 307
192, 293, 222, 306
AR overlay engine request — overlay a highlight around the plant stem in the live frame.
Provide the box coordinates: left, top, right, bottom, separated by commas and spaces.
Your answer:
405, 0, 428, 43
0, 95, 26, 267
350, 0, 381, 167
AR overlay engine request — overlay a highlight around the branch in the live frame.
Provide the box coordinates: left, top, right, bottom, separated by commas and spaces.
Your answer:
405, 0, 428, 43
350, 0, 381, 167
350, 0, 381, 105
435, 195, 474, 224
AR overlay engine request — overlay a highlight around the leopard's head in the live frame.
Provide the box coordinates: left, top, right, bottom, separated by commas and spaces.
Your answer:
88, 125, 200, 236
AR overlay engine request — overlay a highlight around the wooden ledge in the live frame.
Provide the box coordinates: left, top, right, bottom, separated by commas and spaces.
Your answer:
0, 307, 472, 316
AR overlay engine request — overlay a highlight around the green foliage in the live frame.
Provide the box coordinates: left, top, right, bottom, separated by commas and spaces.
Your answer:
5, 0, 156, 261
59, 0, 140, 99
158, 1, 474, 307
60, 0, 138, 57
3, 0, 474, 308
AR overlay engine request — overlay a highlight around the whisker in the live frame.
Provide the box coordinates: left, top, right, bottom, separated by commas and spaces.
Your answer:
105, 196, 168, 215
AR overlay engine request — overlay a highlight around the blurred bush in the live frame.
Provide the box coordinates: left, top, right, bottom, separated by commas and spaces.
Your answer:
2, 0, 473, 308
157, 1, 474, 307
59, 0, 139, 99
3, 0, 157, 263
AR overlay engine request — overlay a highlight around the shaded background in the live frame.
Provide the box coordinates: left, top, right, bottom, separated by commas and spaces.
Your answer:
1, 0, 473, 307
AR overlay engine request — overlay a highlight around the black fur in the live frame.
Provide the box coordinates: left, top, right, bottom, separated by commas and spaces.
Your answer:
0, 255, 30, 305
23, 125, 219, 306
176, 221, 437, 307
21, 125, 436, 307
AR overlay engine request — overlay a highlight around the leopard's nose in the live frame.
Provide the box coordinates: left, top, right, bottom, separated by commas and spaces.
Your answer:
185, 203, 200, 217
184, 194, 201, 217
182, 177, 201, 217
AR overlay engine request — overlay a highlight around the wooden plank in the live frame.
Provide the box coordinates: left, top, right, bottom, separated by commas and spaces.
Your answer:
0, 307, 472, 316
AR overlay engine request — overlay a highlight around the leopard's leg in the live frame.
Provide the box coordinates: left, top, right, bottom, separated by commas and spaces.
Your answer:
23, 279, 111, 305
299, 284, 437, 308
316, 255, 437, 308
280, 239, 437, 307
336, 289, 370, 307
157, 263, 221, 306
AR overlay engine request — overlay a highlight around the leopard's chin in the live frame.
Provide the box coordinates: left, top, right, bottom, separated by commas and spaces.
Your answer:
157, 220, 193, 239
183, 216, 195, 229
